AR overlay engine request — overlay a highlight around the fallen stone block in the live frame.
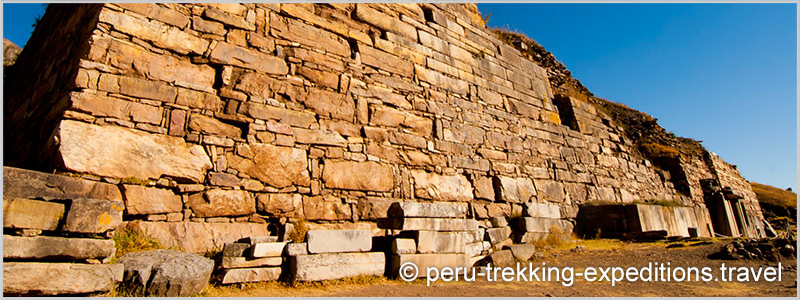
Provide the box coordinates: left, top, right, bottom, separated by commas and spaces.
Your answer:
63, 198, 124, 234
221, 257, 282, 269
3, 262, 123, 296
488, 249, 515, 267
306, 230, 372, 254
250, 242, 287, 258
504, 244, 535, 261
465, 242, 485, 257
118, 250, 213, 297
392, 238, 417, 254
218, 267, 282, 284
2, 166, 122, 202
391, 253, 470, 277
491, 238, 513, 251
286, 243, 308, 256
387, 201, 468, 218
3, 235, 115, 260
494, 176, 536, 203
289, 252, 385, 282
410, 170, 473, 202
486, 227, 511, 244
379, 218, 479, 231
522, 202, 561, 218
3, 198, 64, 231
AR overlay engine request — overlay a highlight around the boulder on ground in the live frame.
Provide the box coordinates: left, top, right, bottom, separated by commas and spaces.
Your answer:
3, 262, 123, 296
118, 250, 213, 297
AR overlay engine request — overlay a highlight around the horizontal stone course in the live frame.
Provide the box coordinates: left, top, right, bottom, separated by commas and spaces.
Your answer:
3, 262, 124, 295
289, 252, 385, 282
306, 230, 372, 254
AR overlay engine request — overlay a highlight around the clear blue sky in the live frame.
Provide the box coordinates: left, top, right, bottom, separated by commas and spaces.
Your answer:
2, 3, 797, 190
480, 3, 797, 190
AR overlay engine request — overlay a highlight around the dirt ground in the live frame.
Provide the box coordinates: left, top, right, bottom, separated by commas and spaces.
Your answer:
203, 239, 797, 297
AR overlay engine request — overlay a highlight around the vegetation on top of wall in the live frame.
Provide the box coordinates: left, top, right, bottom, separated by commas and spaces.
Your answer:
750, 182, 797, 232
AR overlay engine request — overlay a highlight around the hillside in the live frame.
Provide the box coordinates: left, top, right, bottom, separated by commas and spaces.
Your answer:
751, 182, 797, 231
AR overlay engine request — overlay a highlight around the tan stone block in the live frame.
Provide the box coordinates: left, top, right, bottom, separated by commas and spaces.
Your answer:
3, 199, 64, 231
188, 114, 242, 137
238, 102, 316, 129
359, 43, 413, 75
209, 41, 287, 75
302, 195, 352, 221
176, 88, 223, 112
302, 88, 354, 121
203, 7, 255, 31
98, 9, 208, 54
187, 189, 255, 218
270, 13, 350, 57
117, 3, 190, 28
322, 160, 393, 192
410, 170, 473, 202
413, 64, 468, 95
227, 143, 310, 188
70, 92, 163, 125
354, 4, 417, 40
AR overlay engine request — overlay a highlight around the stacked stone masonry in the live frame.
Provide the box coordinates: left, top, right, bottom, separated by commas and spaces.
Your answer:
4, 2, 767, 267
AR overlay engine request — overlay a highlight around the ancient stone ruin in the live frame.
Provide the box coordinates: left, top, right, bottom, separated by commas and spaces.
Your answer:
3, 3, 769, 294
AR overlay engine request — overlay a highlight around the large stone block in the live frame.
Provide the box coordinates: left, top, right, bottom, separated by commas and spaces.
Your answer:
187, 189, 255, 217
392, 238, 416, 254
494, 176, 536, 203
119, 250, 213, 297
3, 235, 115, 260
63, 198, 124, 234
322, 160, 393, 192
515, 217, 571, 233
505, 244, 536, 261
410, 231, 466, 254
256, 193, 303, 217
289, 252, 385, 281
2, 167, 122, 202
218, 267, 282, 284
99, 9, 208, 55
390, 253, 470, 277
221, 257, 283, 269
3, 262, 123, 295
534, 179, 566, 202
488, 250, 514, 267
302, 195, 352, 221
126, 221, 269, 253
122, 185, 183, 215
522, 202, 562, 219
3, 198, 64, 231
379, 218, 478, 232
209, 41, 287, 75
227, 143, 310, 188
486, 227, 511, 244
250, 242, 288, 258
54, 120, 212, 183
387, 201, 468, 218
306, 230, 372, 254
410, 170, 473, 202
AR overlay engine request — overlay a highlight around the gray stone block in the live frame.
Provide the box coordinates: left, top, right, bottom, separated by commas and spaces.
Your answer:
486, 227, 511, 244
119, 250, 213, 297
239, 236, 279, 245
515, 217, 567, 233
286, 243, 308, 256
412, 231, 465, 254
289, 252, 385, 282
380, 218, 479, 231
3, 235, 115, 260
250, 242, 287, 258
392, 238, 416, 254
2, 166, 122, 202
3, 198, 64, 231
218, 267, 282, 284
306, 230, 372, 254
3, 262, 124, 296
488, 249, 515, 267
222, 242, 250, 257
387, 201, 468, 218
63, 198, 124, 234
390, 253, 471, 277
220, 257, 283, 269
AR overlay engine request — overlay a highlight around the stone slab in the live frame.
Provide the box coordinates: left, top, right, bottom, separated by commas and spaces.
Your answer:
390, 253, 471, 277
127, 221, 269, 254
289, 252, 385, 282
219, 267, 282, 284
121, 185, 182, 215
250, 242, 287, 258
515, 217, 569, 233
322, 160, 393, 192
2, 166, 122, 202
63, 198, 124, 234
3, 235, 115, 260
220, 257, 283, 269
495, 176, 536, 203
3, 198, 64, 230
410, 170, 473, 202
392, 238, 417, 254
306, 230, 372, 254
486, 227, 511, 244
387, 201, 468, 218
223, 243, 251, 257
488, 250, 515, 267
3, 262, 123, 295
380, 218, 479, 232
286, 243, 308, 256
118, 249, 213, 297
522, 202, 561, 218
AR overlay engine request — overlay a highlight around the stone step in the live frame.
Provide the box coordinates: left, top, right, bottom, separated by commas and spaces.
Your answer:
220, 257, 283, 269
2, 166, 122, 202
289, 252, 385, 282
3, 198, 65, 231
379, 218, 479, 231
387, 202, 468, 218
250, 242, 287, 258
306, 230, 372, 254
218, 267, 282, 284
3, 235, 115, 260
504, 244, 535, 261
62, 198, 124, 234
390, 253, 471, 277
3, 262, 123, 296
488, 249, 514, 267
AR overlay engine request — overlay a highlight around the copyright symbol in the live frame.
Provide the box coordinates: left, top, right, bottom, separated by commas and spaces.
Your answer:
399, 262, 418, 281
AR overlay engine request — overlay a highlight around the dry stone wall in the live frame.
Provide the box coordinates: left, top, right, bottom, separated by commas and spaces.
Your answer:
4, 3, 766, 253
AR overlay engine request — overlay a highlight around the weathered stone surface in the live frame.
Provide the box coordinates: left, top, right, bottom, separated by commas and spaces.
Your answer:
488, 249, 515, 267
504, 244, 536, 261
218, 267, 282, 284
515, 217, 570, 233
302, 88, 354, 120
412, 231, 466, 254
410, 170, 473, 202
3, 262, 123, 296
307, 230, 372, 254
223, 243, 251, 257
379, 218, 479, 232
188, 114, 242, 137
353, 4, 417, 40
286, 243, 308, 256
121, 185, 182, 215
55, 120, 212, 183
289, 252, 385, 281
494, 176, 536, 203
534, 179, 566, 202
302, 195, 352, 221
256, 193, 303, 217
3, 167, 122, 202
486, 227, 511, 244
118, 250, 213, 297
228, 143, 310, 188
491, 217, 508, 227
222, 257, 282, 269
251, 242, 288, 257
472, 175, 496, 201
391, 253, 470, 277
3, 235, 115, 260
63, 198, 124, 234
322, 160, 393, 192
293, 128, 347, 147
3, 199, 64, 230
387, 201, 467, 218
187, 189, 255, 217
465, 242, 488, 257
209, 41, 287, 74
522, 202, 562, 218
392, 238, 417, 254
127, 221, 269, 253
208, 172, 241, 187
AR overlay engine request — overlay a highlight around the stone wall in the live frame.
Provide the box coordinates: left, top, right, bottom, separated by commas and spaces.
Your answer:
5, 3, 766, 252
